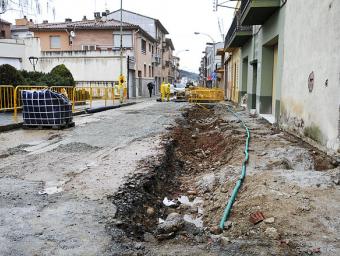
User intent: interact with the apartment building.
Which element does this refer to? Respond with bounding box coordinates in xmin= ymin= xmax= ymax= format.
xmin=0 ymin=19 xmax=11 ymax=39
xmin=223 ymin=0 xmax=339 ymax=151
xmin=162 ymin=38 xmax=175 ymax=84
xmin=11 ymin=16 xmax=34 ymax=39
xmin=30 ymin=15 xmax=157 ymax=98
xmin=108 ymin=9 xmax=175 ymax=91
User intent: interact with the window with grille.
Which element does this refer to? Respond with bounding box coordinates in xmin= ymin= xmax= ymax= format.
xmin=141 ymin=39 xmax=146 ymax=54
xmin=82 ymin=45 xmax=96 ymax=51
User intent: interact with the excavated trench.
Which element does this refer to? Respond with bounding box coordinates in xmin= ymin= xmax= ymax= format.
xmin=106 ymin=105 xmax=338 ymax=255
xmin=109 ymin=140 xmax=181 ymax=239
xmin=107 ymin=106 xmax=245 ymax=247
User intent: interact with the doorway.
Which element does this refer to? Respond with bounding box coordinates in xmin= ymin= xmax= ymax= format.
xmin=251 ymin=62 xmax=257 ymax=109
xmin=272 ymin=44 xmax=278 ymax=115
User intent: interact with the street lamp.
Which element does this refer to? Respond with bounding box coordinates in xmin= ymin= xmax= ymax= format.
xmin=194 ymin=32 xmax=216 ymax=87
xmin=28 ymin=56 xmax=39 ymax=71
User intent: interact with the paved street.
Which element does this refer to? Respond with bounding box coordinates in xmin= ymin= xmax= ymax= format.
xmin=0 ymin=100 xmax=184 ymax=255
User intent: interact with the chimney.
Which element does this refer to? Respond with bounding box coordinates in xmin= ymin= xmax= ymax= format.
xmin=94 ymin=12 xmax=101 ymax=20
xmin=65 ymin=18 xmax=72 ymax=22
xmin=101 ymin=12 xmax=107 ymax=21
xmin=43 ymin=20 xmax=48 ymax=24
xmin=28 ymin=19 xmax=34 ymax=26
xmin=82 ymin=15 xmax=87 ymax=21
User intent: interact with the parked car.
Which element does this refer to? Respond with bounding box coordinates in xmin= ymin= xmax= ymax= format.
xmin=174 ymin=83 xmax=186 ymax=99
xmin=170 ymin=84 xmax=175 ymax=95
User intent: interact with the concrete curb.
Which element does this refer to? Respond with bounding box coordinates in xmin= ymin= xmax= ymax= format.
xmin=0 ymin=122 xmax=24 ymax=132
xmin=0 ymin=102 xmax=138 ymax=133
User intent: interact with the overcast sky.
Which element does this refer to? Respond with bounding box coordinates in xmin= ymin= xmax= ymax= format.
xmin=1 ymin=0 xmax=236 ymax=73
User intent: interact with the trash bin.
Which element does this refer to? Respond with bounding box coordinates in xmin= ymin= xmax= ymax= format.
xmin=21 ymin=89 xmax=74 ymax=129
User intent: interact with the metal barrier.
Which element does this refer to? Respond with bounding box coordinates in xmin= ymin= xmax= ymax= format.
xmin=73 ymin=86 xmax=116 ymax=110
xmin=50 ymin=86 xmax=76 ymax=112
xmin=188 ymin=87 xmax=225 ymax=103
xmin=2 ymin=84 xmax=127 ymax=120
xmin=0 ymin=85 xmax=15 ymax=112
xmin=14 ymin=85 xmax=48 ymax=119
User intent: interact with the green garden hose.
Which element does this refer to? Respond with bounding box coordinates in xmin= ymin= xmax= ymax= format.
xmin=219 ymin=106 xmax=250 ymax=229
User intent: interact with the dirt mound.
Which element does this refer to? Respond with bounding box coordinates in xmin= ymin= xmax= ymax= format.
xmin=55 ymin=142 xmax=101 ymax=152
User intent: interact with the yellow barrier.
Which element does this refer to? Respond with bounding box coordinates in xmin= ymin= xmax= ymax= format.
xmin=50 ymin=86 xmax=76 ymax=112
xmin=188 ymin=88 xmax=224 ymax=103
xmin=74 ymin=86 xmax=116 ymax=109
xmin=0 ymin=85 xmax=15 ymax=111
xmin=3 ymin=84 xmax=127 ymax=120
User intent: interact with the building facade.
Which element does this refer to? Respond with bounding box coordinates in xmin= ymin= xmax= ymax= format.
xmin=108 ymin=9 xmax=175 ymax=91
xmin=11 ymin=16 xmax=34 ymax=39
xmin=30 ymin=17 xmax=157 ymax=98
xmin=0 ymin=19 xmax=11 ymax=39
xmin=223 ymin=0 xmax=339 ymax=151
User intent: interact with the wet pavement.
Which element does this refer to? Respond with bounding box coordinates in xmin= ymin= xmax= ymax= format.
xmin=0 ymin=99 xmax=185 ymax=256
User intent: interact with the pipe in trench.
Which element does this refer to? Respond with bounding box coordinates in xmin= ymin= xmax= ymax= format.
xmin=219 ymin=106 xmax=250 ymax=229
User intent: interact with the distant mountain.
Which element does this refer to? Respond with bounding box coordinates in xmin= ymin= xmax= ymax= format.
xmin=179 ymin=69 xmax=199 ymax=81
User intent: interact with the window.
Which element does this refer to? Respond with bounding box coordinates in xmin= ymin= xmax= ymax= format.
xmin=141 ymin=39 xmax=146 ymax=54
xmin=113 ymin=33 xmax=133 ymax=48
xmin=144 ymin=64 xmax=147 ymax=77
xmin=152 ymin=66 xmax=154 ymax=77
xmin=50 ymin=36 xmax=61 ymax=49
xmin=149 ymin=43 xmax=151 ymax=52
xmin=152 ymin=45 xmax=154 ymax=54
xmin=82 ymin=45 xmax=96 ymax=51
xmin=149 ymin=66 xmax=151 ymax=77
xmin=0 ymin=30 xmax=5 ymax=39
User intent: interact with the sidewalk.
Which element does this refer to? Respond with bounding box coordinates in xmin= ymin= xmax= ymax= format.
xmin=0 ymin=98 xmax=143 ymax=132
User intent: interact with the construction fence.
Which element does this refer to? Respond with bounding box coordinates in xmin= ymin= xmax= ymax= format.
xmin=187 ymin=87 xmax=225 ymax=103
xmin=0 ymin=84 xmax=128 ymax=119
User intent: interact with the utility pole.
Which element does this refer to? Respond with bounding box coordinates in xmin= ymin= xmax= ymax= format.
xmin=118 ymin=0 xmax=125 ymax=103
xmin=120 ymin=0 xmax=123 ymax=77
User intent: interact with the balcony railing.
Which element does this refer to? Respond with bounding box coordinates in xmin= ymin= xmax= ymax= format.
xmin=152 ymin=54 xmax=161 ymax=65
xmin=240 ymin=0 xmax=250 ymax=15
xmin=225 ymin=11 xmax=252 ymax=50
xmin=240 ymin=0 xmax=281 ymax=25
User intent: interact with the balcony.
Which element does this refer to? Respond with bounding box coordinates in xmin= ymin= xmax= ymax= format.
xmin=224 ymin=12 xmax=252 ymax=51
xmin=240 ymin=0 xmax=281 ymax=25
xmin=152 ymin=54 xmax=161 ymax=65
xmin=215 ymin=63 xmax=224 ymax=73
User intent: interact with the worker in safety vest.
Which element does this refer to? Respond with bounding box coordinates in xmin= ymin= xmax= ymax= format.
xmin=118 ymin=74 xmax=125 ymax=104
xmin=165 ymin=83 xmax=171 ymax=102
xmin=160 ymin=82 xmax=166 ymax=102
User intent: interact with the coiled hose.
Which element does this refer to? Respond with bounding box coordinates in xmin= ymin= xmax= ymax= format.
xmin=219 ymin=106 xmax=250 ymax=229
